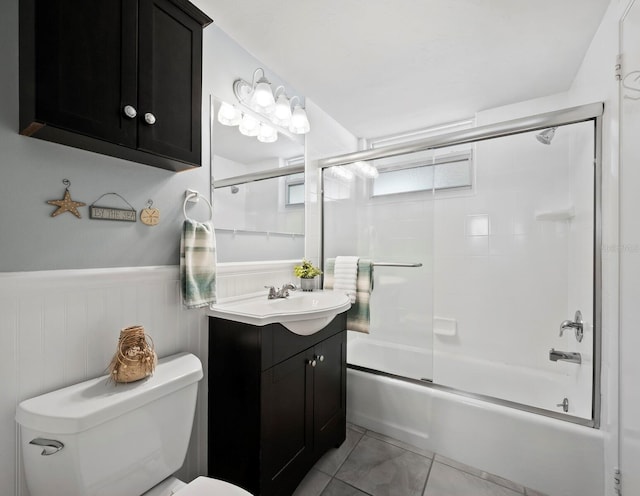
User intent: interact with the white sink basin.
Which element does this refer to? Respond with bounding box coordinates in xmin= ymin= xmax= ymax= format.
xmin=207 ymin=290 xmax=351 ymax=335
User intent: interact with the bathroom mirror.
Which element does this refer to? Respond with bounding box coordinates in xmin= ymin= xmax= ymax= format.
xmin=210 ymin=97 xmax=306 ymax=263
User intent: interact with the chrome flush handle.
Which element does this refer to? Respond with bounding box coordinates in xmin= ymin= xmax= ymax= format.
xmin=29 ymin=438 xmax=64 ymax=456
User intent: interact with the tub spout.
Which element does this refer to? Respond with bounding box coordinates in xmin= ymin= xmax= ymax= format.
xmin=549 ymin=348 xmax=582 ymax=364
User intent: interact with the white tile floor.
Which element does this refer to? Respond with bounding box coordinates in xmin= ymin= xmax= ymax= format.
xmin=293 ymin=424 xmax=549 ymax=496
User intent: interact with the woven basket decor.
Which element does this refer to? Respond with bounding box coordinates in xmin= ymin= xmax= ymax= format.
xmin=108 ymin=325 xmax=157 ymax=383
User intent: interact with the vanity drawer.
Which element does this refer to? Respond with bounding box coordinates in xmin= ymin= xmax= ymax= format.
xmin=262 ymin=312 xmax=346 ymax=370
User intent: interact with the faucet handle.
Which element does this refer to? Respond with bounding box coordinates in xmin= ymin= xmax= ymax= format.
xmin=264 ymin=286 xmax=277 ymax=299
xmin=559 ymin=310 xmax=584 ymax=342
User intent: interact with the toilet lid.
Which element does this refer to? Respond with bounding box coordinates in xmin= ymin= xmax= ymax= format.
xmin=176 ymin=477 xmax=253 ymax=496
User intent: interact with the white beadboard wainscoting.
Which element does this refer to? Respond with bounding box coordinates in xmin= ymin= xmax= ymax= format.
xmin=0 ymin=260 xmax=295 ymax=496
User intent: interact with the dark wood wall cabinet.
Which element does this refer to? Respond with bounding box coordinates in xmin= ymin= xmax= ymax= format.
xmin=208 ymin=314 xmax=347 ymax=496
xmin=20 ymin=0 xmax=212 ymax=172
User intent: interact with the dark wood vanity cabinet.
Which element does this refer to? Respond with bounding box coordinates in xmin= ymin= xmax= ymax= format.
xmin=208 ymin=313 xmax=347 ymax=496
xmin=20 ymin=0 xmax=212 ymax=171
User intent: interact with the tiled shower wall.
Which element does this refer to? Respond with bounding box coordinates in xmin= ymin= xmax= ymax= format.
xmin=0 ymin=261 xmax=294 ymax=496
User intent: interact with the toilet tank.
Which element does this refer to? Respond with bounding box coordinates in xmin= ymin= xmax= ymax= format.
xmin=16 ymin=352 xmax=203 ymax=496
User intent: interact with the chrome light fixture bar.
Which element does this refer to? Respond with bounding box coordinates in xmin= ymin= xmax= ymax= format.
xmin=217 ymin=68 xmax=310 ymax=143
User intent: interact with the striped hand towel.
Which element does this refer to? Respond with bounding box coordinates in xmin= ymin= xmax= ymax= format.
xmin=324 ymin=257 xmax=374 ymax=333
xmin=333 ymin=256 xmax=359 ymax=303
xmin=180 ymin=220 xmax=217 ymax=309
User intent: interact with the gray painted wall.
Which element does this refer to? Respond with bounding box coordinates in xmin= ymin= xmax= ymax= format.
xmin=0 ymin=1 xmax=297 ymax=272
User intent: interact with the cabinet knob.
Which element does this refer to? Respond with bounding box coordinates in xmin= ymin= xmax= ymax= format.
xmin=307 ymin=359 xmax=317 ymax=368
xmin=123 ymin=105 xmax=137 ymax=119
xmin=316 ymin=355 xmax=325 ymax=362
xmin=144 ymin=113 xmax=157 ymax=125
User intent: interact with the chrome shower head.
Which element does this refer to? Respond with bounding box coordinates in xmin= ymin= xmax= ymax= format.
xmin=536 ymin=127 xmax=557 ymax=145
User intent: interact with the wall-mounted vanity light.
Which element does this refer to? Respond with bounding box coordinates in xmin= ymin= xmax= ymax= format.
xmin=217 ymin=68 xmax=310 ymax=143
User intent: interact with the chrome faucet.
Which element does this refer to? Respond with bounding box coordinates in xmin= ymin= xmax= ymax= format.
xmin=265 ymin=285 xmax=278 ymax=299
xmin=549 ymin=348 xmax=582 ymax=364
xmin=560 ymin=310 xmax=584 ymax=342
xmin=265 ymin=283 xmax=297 ymax=299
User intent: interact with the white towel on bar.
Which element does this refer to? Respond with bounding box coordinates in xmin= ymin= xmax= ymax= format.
xmin=333 ymin=256 xmax=359 ymax=303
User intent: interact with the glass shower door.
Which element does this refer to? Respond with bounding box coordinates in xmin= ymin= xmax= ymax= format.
xmin=322 ymin=151 xmax=435 ymax=382
xmin=431 ymin=122 xmax=596 ymax=421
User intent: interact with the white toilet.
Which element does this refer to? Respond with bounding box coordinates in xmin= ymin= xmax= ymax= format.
xmin=15 ymin=352 xmax=251 ymax=496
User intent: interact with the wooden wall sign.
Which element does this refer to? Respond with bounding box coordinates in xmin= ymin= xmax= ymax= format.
xmin=90 ymin=206 xmax=136 ymax=222
xmin=89 ymin=193 xmax=137 ymax=222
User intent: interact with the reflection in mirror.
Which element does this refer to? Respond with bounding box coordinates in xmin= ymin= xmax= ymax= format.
xmin=210 ymin=97 xmax=306 ymax=262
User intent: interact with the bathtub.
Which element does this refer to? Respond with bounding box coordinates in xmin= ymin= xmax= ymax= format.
xmin=347 ymin=337 xmax=592 ymax=418
xmin=346 ymin=338 xmax=604 ymax=496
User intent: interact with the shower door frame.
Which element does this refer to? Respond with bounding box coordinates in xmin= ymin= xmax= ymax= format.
xmin=317 ymin=102 xmax=603 ymax=428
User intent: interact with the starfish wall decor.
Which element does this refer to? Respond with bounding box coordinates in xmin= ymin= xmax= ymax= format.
xmin=47 ymin=179 xmax=86 ymax=218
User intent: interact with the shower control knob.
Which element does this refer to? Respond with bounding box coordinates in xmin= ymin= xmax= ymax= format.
xmin=556 ymin=397 xmax=569 ymax=413
xmin=307 ymin=359 xmax=317 ymax=367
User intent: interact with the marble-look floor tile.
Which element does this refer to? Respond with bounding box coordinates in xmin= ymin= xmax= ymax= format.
xmin=434 ymin=455 xmax=523 ymax=493
xmin=424 ymin=462 xmax=521 ymax=496
xmin=314 ymin=426 xmax=366 ymax=476
xmin=336 ymin=434 xmax=431 ymax=496
xmin=321 ymin=478 xmax=371 ymax=496
xmin=366 ymin=430 xmax=434 ymax=459
xmin=292 ymin=468 xmax=332 ymax=496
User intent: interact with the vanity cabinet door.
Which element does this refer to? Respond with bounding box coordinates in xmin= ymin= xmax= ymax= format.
xmin=261 ymin=348 xmax=315 ymax=496
xmin=313 ymin=331 xmax=347 ymax=455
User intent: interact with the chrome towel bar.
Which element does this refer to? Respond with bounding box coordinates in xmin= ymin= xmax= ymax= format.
xmin=372 ymin=262 xmax=422 ymax=267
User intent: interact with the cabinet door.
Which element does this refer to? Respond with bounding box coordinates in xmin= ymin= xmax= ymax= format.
xmin=31 ymin=0 xmax=137 ymax=146
xmin=261 ymin=348 xmax=314 ymax=495
xmin=313 ymin=331 xmax=347 ymax=454
xmin=138 ymin=0 xmax=203 ymax=166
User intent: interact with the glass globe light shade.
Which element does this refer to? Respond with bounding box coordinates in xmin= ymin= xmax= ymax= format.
xmin=289 ymin=105 xmax=310 ymax=134
xmin=257 ymin=123 xmax=278 ymax=143
xmin=217 ymin=102 xmax=241 ymax=126
xmin=239 ymin=113 xmax=260 ymax=136
xmin=272 ymin=94 xmax=292 ymax=126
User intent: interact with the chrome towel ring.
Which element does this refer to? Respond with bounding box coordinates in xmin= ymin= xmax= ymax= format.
xmin=183 ymin=189 xmax=213 ymax=223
